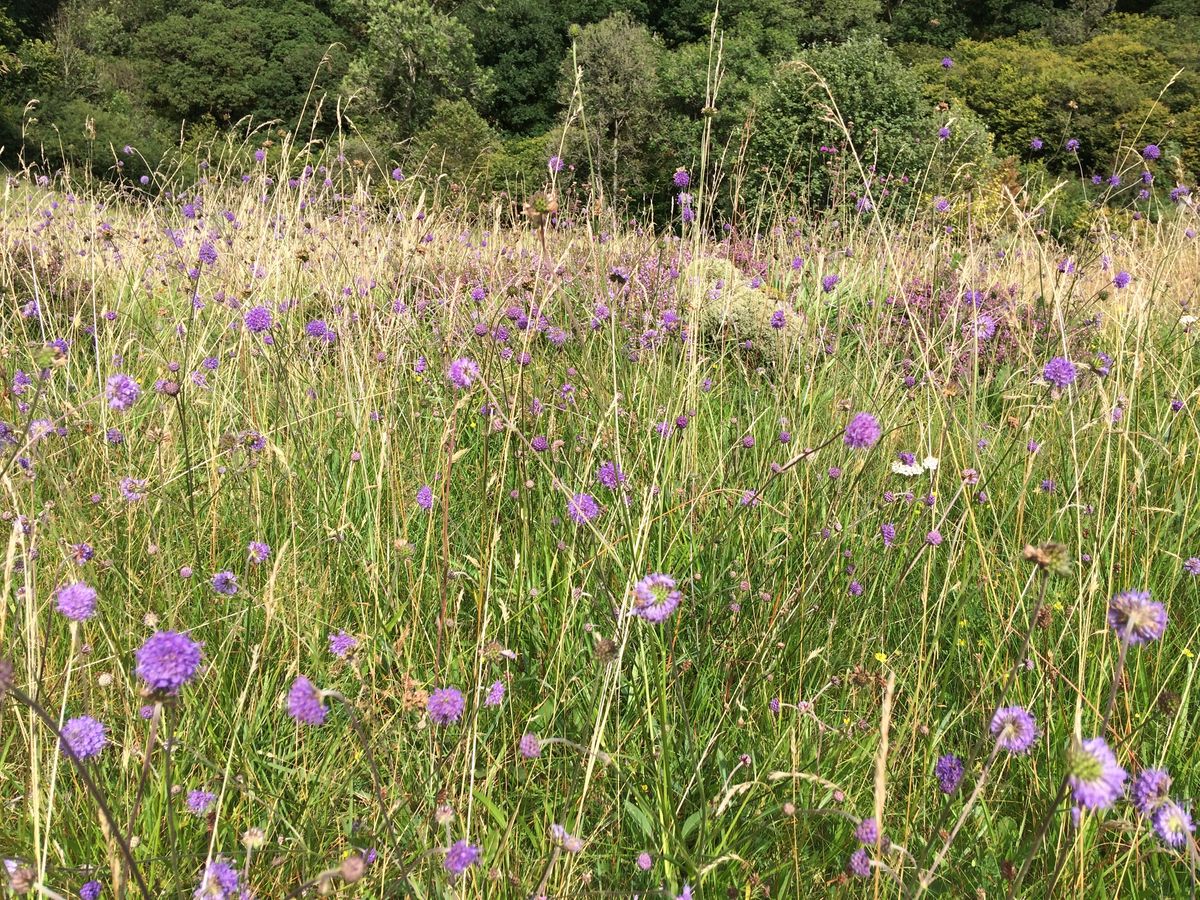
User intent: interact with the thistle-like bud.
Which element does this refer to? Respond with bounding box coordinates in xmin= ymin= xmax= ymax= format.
xmin=1023 ymin=542 xmax=1070 ymax=577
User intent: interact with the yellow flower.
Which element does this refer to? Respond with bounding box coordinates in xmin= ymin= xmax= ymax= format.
xmin=874 ymin=652 xmax=888 ymax=664
xmin=1183 ymin=647 xmax=1194 ymax=659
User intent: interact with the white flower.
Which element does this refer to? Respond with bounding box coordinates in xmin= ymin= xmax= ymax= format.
xmin=923 ymin=456 xmax=940 ymax=471
xmin=891 ymin=461 xmax=924 ymax=477
xmin=1180 ymin=315 xmax=1198 ymax=326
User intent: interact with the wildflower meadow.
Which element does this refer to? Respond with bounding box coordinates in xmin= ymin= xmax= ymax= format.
xmin=3 ymin=65 xmax=1200 ymax=900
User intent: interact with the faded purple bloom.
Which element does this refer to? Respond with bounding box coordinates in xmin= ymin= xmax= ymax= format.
xmin=55 ymin=581 xmax=98 ymax=621
xmin=822 ymin=273 xmax=840 ymax=293
xmin=1067 ymin=737 xmax=1126 ymax=810
xmin=484 ymin=680 xmax=505 ymax=707
xmin=186 ymin=789 xmax=216 ymax=816
xmin=844 ymin=412 xmax=881 ymax=450
xmin=848 ymin=848 xmax=871 ymax=878
xmin=60 ymin=715 xmax=107 ymax=760
xmin=1107 ymin=590 xmax=1166 ymax=644
xmin=428 ymin=687 xmax=465 ymax=724
xmin=247 ymin=541 xmax=270 ymax=565
xmin=935 ymin=754 xmax=964 ymax=794
xmin=991 ymin=706 xmax=1038 ymax=753
xmin=417 ymin=484 xmax=434 ymax=509
xmin=444 ymin=840 xmax=481 ymax=877
xmin=855 ymin=818 xmax=879 ymax=845
xmin=632 ymin=572 xmax=683 ymax=623
xmin=637 ymin=851 xmax=653 ymax=871
xmin=925 ymin=530 xmax=943 ymax=546
xmin=105 ymin=374 xmax=141 ymax=411
xmin=287 ymin=676 xmax=327 ymax=725
xmin=519 ymin=732 xmax=541 ymax=758
xmin=193 ymin=860 xmax=243 ymax=899
xmin=1131 ymin=768 xmax=1171 ymax=816
xmin=329 ymin=630 xmax=357 ymax=658
xmin=1184 ymin=557 xmax=1200 ymax=576
xmin=1153 ymin=801 xmax=1193 ymax=847
xmin=136 ymin=631 xmax=202 ymax=692
xmin=447 ymin=358 xmax=480 ymax=390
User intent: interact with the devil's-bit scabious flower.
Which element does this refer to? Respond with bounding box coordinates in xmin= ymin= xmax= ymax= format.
xmin=519 ymin=733 xmax=541 ymax=758
xmin=186 ymin=789 xmax=216 ymax=816
xmin=136 ymin=631 xmax=202 ymax=692
xmin=990 ymin=706 xmax=1038 ymax=753
xmin=935 ymin=754 xmax=964 ymax=794
xmin=447 ymin=358 xmax=479 ymax=390
xmin=822 ymin=273 xmax=840 ymax=293
xmin=567 ymin=493 xmax=600 ymax=525
xmin=1107 ymin=590 xmax=1166 ymax=644
xmin=288 ymin=676 xmax=327 ymax=726
xmin=1043 ymin=357 xmax=1077 ymax=388
xmin=844 ymin=412 xmax=881 ymax=450
xmin=329 ymin=630 xmax=357 ymax=658
xmin=848 ymin=848 xmax=871 ymax=877
xmin=1067 ymin=737 xmax=1127 ymax=811
xmin=637 ymin=851 xmax=653 ymax=870
xmin=631 ymin=573 xmax=682 ymax=623
xmin=484 ymin=680 xmax=504 ymax=707
xmin=105 ymin=374 xmax=141 ymax=411
xmin=80 ymin=880 xmax=102 ymax=900
xmin=1131 ymin=768 xmax=1172 ymax=816
xmin=1113 ymin=270 xmax=1131 ymax=289
xmin=855 ymin=818 xmax=879 ymax=845
xmin=55 ymin=581 xmax=98 ymax=621
xmin=1153 ymin=801 xmax=1194 ymax=848
xmin=1142 ymin=144 xmax=1161 ymax=160
xmin=444 ymin=840 xmax=480 ymax=877
xmin=59 ymin=715 xmax=107 ymax=760
xmin=244 ymin=306 xmax=272 ymax=333
xmin=1066 ymin=138 xmax=1080 ymax=152
xmin=211 ymin=571 xmax=238 ymax=596
xmin=428 ymin=687 xmax=465 ymax=724
xmin=1184 ymin=557 xmax=1200 ymax=576
xmin=416 ymin=485 xmax=434 ymax=509
xmin=673 ymin=168 xmax=690 ymax=188
xmin=247 ymin=541 xmax=270 ymax=565
xmin=193 ymin=860 xmax=243 ymax=899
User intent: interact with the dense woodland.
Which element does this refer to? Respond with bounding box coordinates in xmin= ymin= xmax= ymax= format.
xmin=2 ymin=0 xmax=1197 ymax=228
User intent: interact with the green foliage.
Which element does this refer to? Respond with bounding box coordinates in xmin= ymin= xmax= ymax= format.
xmin=408 ymin=99 xmax=499 ymax=185
xmin=747 ymin=37 xmax=936 ymax=210
xmin=133 ymin=0 xmax=348 ymax=126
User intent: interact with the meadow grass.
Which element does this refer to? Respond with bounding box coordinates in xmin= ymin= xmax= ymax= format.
xmin=1 ymin=143 xmax=1199 ymax=899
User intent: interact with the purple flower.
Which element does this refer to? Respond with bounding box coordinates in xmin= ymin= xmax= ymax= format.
xmin=567 ymin=492 xmax=601 ymax=525
xmin=186 ymin=789 xmax=216 ymax=816
xmin=1067 ymin=737 xmax=1126 ymax=810
xmin=444 ymin=840 xmax=481 ymax=877
xmin=447 ymin=357 xmax=480 ymax=390
xmin=136 ymin=631 xmax=202 ymax=692
xmin=1153 ymin=801 xmax=1194 ymax=847
xmin=244 ymin=306 xmax=272 ymax=333
xmin=548 ymin=155 xmax=564 ymax=173
xmin=59 ymin=715 xmax=107 ymax=760
xmin=1107 ymin=590 xmax=1166 ymax=644
xmin=844 ymin=412 xmax=881 ymax=450
xmin=519 ymin=732 xmax=541 ymax=758
xmin=673 ymin=168 xmax=690 ymax=188
xmin=631 ymin=572 xmax=683 ymax=623
xmin=428 ymin=687 xmax=465 ymax=724
xmin=880 ymin=522 xmax=896 ymax=547
xmin=855 ymin=818 xmax=879 ymax=844
xmin=211 ymin=571 xmax=238 ymax=596
xmin=935 ymin=754 xmax=964 ymax=794
xmin=247 ymin=541 xmax=270 ymax=565
xmin=822 ymin=273 xmax=840 ymax=293
xmin=1184 ymin=557 xmax=1200 ymax=576
xmin=1142 ymin=144 xmax=1161 ymax=160
xmin=941 ymin=56 xmax=953 ymax=68
xmin=80 ymin=880 xmax=102 ymax=900
xmin=193 ymin=860 xmax=243 ymax=899
xmin=1066 ymin=138 xmax=1080 ymax=152
xmin=484 ymin=680 xmax=505 ymax=707
xmin=926 ymin=530 xmax=943 ymax=546
xmin=1030 ymin=138 xmax=1044 ymax=151
xmin=416 ymin=484 xmax=434 ymax=510
xmin=770 ymin=309 xmax=786 ymax=329
xmin=637 ymin=851 xmax=653 ymax=870
xmin=1043 ymin=356 xmax=1077 ymax=388
xmin=990 ymin=706 xmax=1038 ymax=753
xmin=288 ymin=676 xmax=327 ymax=725
xmin=1131 ymin=768 xmax=1172 ymax=816
xmin=55 ymin=581 xmax=98 ymax=621
xmin=848 ymin=848 xmax=871 ymax=878
xmin=1113 ymin=271 xmax=1131 ymax=289
xmin=938 ymin=126 xmax=950 ymax=140
xmin=596 ymin=461 xmax=626 ymax=490
xmin=198 ymin=242 xmax=218 ymax=265
xmin=105 ymin=374 xmax=141 ymax=411
xmin=329 ymin=630 xmax=357 ymax=658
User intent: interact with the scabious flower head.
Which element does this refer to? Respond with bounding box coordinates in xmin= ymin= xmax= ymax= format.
xmin=484 ymin=680 xmax=504 ymax=707
xmin=443 ymin=840 xmax=481 ymax=877
xmin=105 ymin=374 xmax=141 ymax=411
xmin=1131 ymin=768 xmax=1172 ymax=816
xmin=938 ymin=126 xmax=950 ymax=140
xmin=848 ymin=848 xmax=871 ymax=878
xmin=548 ymin=155 xmax=564 ymax=173
xmin=1067 ymin=737 xmax=1127 ymax=810
xmin=595 ymin=461 xmax=626 ymax=490
xmin=193 ymin=860 xmax=243 ymax=899
xmin=211 ymin=571 xmax=238 ymax=596
xmin=427 ymin=687 xmax=465 ymax=724
xmin=1066 ymin=138 xmax=1080 ymax=152
xmin=80 ymin=880 xmax=102 ymax=900
xmin=1043 ymin=356 xmax=1077 ymax=388
xmin=1107 ymin=590 xmax=1166 ymax=644
xmin=673 ymin=168 xmax=690 ymax=188
xmin=855 ymin=818 xmax=879 ymax=845
xmin=1030 ymin=138 xmax=1044 ymax=151
xmin=844 ymin=412 xmax=881 ymax=450
xmin=925 ymin=530 xmax=943 ymax=546
xmin=1113 ymin=270 xmax=1131 ymax=289
xmin=567 ymin=492 xmax=601 ymax=525
xmin=1153 ymin=801 xmax=1194 ymax=847
xmin=186 ymin=789 xmax=216 ymax=816
xmin=941 ymin=56 xmax=953 ymax=68
xmin=935 ymin=754 xmax=964 ymax=794
xmin=287 ymin=676 xmax=327 ymax=726
xmin=244 ymin=306 xmax=272 ymax=333
xmin=519 ymin=732 xmax=541 ymax=758
xmin=247 ymin=541 xmax=270 ymax=565
xmin=990 ymin=706 xmax=1038 ymax=753
xmin=822 ymin=273 xmax=840 ymax=293
xmin=447 ymin=357 xmax=480 ymax=390
xmin=637 ymin=851 xmax=653 ymax=870
xmin=631 ymin=572 xmax=682 ymax=623
xmin=880 ymin=522 xmax=896 ymax=547
xmin=329 ymin=630 xmax=357 ymax=658
xmin=60 ymin=715 xmax=107 ymax=760
xmin=1142 ymin=144 xmax=1161 ymax=160
xmin=1184 ymin=557 xmax=1200 ymax=576
xmin=416 ymin=484 xmax=434 ymax=509
xmin=136 ymin=631 xmax=202 ymax=692
xmin=55 ymin=581 xmax=98 ymax=621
